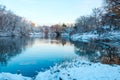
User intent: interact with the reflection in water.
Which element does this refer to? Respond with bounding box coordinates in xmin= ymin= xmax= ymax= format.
xmin=0 ymin=37 xmax=76 ymax=77
xmin=99 ymin=44 xmax=120 ymax=65
xmin=0 ymin=37 xmax=33 ymax=66
xmin=73 ymin=41 xmax=120 ymax=65
xmin=50 ymin=38 xmax=70 ymax=46
xmin=0 ymin=37 xmax=120 ymax=77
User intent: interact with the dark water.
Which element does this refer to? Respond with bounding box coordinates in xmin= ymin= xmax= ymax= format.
xmin=0 ymin=37 xmax=120 ymax=77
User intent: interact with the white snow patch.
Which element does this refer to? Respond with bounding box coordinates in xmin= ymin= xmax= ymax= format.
xmin=61 ymin=33 xmax=69 ymax=38
xmin=71 ymin=33 xmax=98 ymax=42
xmin=99 ymin=31 xmax=120 ymax=41
xmin=0 ymin=73 xmax=32 ymax=80
xmin=36 ymin=59 xmax=120 ymax=80
xmin=29 ymin=32 xmax=43 ymax=38
xmin=71 ymin=31 xmax=120 ymax=42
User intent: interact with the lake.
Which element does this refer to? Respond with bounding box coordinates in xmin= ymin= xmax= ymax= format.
xmin=0 ymin=37 xmax=78 ymax=77
xmin=0 ymin=37 xmax=120 ymax=77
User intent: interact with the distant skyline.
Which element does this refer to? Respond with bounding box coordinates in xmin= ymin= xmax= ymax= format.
xmin=0 ymin=0 xmax=103 ymax=25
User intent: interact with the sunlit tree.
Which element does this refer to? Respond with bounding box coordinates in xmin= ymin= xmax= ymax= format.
xmin=103 ymin=0 xmax=120 ymax=29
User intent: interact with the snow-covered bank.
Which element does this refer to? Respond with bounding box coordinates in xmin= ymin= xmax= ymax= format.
xmin=29 ymin=32 xmax=43 ymax=38
xmin=71 ymin=33 xmax=98 ymax=42
xmin=0 ymin=73 xmax=32 ymax=80
xmin=99 ymin=31 xmax=120 ymax=41
xmin=0 ymin=58 xmax=120 ymax=80
xmin=36 ymin=59 xmax=120 ymax=80
xmin=71 ymin=31 xmax=120 ymax=42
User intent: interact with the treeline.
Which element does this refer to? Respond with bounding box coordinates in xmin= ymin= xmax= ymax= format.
xmin=1 ymin=0 xmax=120 ymax=37
xmin=0 ymin=5 xmax=35 ymax=37
xmin=74 ymin=0 xmax=120 ymax=33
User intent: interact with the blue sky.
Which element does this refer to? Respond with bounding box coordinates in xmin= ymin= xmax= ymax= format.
xmin=0 ymin=0 xmax=102 ymax=25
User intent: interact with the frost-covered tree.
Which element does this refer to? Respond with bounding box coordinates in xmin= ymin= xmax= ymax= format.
xmin=92 ymin=8 xmax=103 ymax=27
xmin=75 ymin=8 xmax=103 ymax=33
xmin=0 ymin=5 xmax=34 ymax=37
xmin=103 ymin=0 xmax=120 ymax=29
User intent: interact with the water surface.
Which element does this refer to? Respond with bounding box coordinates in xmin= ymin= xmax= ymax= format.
xmin=0 ymin=37 xmax=78 ymax=77
xmin=0 ymin=37 xmax=120 ymax=77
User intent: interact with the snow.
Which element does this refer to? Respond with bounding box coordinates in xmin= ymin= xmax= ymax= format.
xmin=71 ymin=33 xmax=98 ymax=42
xmin=61 ymin=33 xmax=69 ymax=38
xmin=0 ymin=58 xmax=120 ymax=80
xmin=99 ymin=31 xmax=120 ymax=41
xmin=29 ymin=32 xmax=43 ymax=38
xmin=71 ymin=31 xmax=120 ymax=42
xmin=36 ymin=59 xmax=120 ymax=80
xmin=102 ymin=26 xmax=110 ymax=29
xmin=0 ymin=73 xmax=32 ymax=80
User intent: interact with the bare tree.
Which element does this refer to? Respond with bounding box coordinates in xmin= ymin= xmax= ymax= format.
xmin=0 ymin=4 xmax=34 ymax=37
xmin=103 ymin=0 xmax=120 ymax=29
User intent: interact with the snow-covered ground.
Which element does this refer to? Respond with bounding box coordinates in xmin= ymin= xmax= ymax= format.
xmin=99 ymin=31 xmax=120 ymax=41
xmin=71 ymin=31 xmax=120 ymax=42
xmin=0 ymin=73 xmax=32 ymax=80
xmin=71 ymin=33 xmax=98 ymax=42
xmin=0 ymin=58 xmax=120 ymax=80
